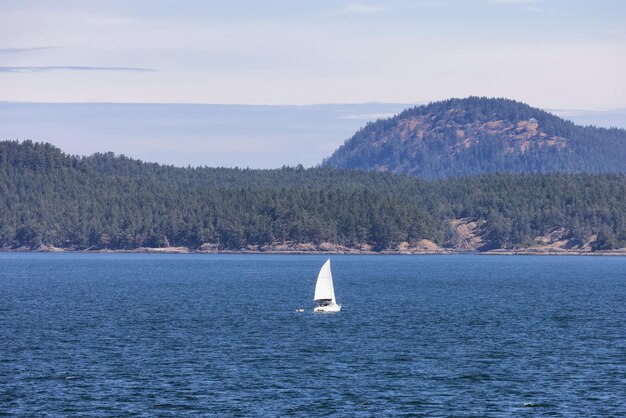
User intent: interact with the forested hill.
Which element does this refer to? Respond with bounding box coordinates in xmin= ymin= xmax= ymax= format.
xmin=1 ymin=140 xmax=625 ymax=252
xmin=322 ymin=97 xmax=626 ymax=179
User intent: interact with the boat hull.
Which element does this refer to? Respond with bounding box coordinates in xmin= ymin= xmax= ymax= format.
xmin=314 ymin=303 xmax=341 ymax=313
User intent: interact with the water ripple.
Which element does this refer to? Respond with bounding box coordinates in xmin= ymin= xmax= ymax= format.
xmin=1 ymin=253 xmax=625 ymax=416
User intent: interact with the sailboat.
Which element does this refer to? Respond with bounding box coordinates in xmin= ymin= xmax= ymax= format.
xmin=313 ymin=259 xmax=341 ymax=313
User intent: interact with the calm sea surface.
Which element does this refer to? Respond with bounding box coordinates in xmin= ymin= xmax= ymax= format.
xmin=1 ymin=253 xmax=625 ymax=416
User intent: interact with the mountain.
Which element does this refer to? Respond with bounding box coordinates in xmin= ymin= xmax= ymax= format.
xmin=322 ymin=97 xmax=626 ymax=179
xmin=1 ymin=140 xmax=625 ymax=252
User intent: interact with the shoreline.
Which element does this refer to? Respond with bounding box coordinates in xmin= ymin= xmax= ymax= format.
xmin=2 ymin=246 xmax=625 ymax=256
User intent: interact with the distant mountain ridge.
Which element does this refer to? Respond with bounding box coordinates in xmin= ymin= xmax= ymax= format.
xmin=322 ymin=97 xmax=626 ymax=179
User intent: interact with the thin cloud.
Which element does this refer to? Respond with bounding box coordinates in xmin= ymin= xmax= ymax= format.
xmin=0 ymin=47 xmax=59 ymax=54
xmin=406 ymin=1 xmax=450 ymax=8
xmin=0 ymin=66 xmax=155 ymax=73
xmin=339 ymin=112 xmax=397 ymax=120
xmin=491 ymin=0 xmax=543 ymax=4
xmin=343 ymin=2 xmax=386 ymax=13
xmin=524 ymin=6 xmax=546 ymax=12
xmin=490 ymin=0 xmax=547 ymax=11
xmin=85 ymin=16 xmax=138 ymax=27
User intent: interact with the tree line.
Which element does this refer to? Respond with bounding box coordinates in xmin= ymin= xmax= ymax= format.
xmin=1 ymin=140 xmax=624 ymax=251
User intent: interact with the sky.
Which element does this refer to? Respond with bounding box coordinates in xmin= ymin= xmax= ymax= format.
xmin=0 ymin=102 xmax=415 ymax=168
xmin=1 ymin=0 xmax=625 ymax=167
xmin=2 ymin=102 xmax=624 ymax=168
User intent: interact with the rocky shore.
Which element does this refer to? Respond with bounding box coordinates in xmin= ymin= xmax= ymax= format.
xmin=3 ymin=241 xmax=625 ymax=256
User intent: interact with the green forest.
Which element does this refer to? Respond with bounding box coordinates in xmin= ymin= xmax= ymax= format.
xmin=1 ymin=140 xmax=625 ymax=251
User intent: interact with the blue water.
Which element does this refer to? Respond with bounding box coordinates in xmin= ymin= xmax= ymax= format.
xmin=1 ymin=254 xmax=625 ymax=416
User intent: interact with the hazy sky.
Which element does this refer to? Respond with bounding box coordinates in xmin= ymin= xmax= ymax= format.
xmin=2 ymin=102 xmax=624 ymax=168
xmin=1 ymin=0 xmax=625 ymax=109
xmin=1 ymin=1 xmax=626 ymax=168
xmin=0 ymin=102 xmax=415 ymax=168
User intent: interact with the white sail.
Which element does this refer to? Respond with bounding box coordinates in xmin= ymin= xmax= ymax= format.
xmin=313 ymin=259 xmax=335 ymax=302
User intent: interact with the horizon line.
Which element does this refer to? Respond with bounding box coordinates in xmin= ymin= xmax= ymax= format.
xmin=1 ymin=99 xmax=626 ymax=113
xmin=0 ymin=99 xmax=421 ymax=107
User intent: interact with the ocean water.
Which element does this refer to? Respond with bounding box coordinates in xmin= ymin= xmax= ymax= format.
xmin=1 ymin=253 xmax=625 ymax=417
